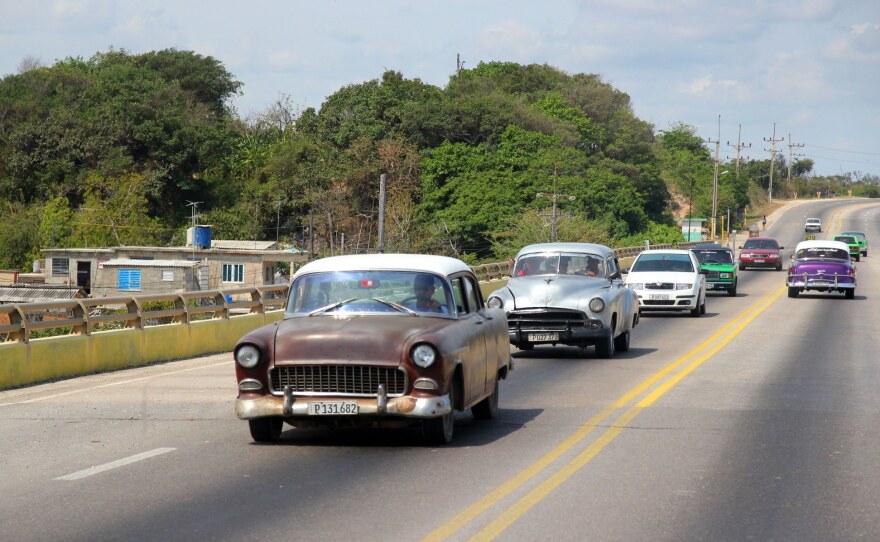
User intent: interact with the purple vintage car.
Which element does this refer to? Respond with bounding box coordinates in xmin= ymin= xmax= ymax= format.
xmin=786 ymin=240 xmax=856 ymax=299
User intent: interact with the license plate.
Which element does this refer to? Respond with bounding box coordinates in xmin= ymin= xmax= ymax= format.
xmin=649 ymin=294 xmax=668 ymax=300
xmin=754 ymin=259 xmax=765 ymax=263
xmin=528 ymin=333 xmax=559 ymax=342
xmin=706 ymin=283 xmax=715 ymax=289
xmin=810 ymin=281 xmax=830 ymax=286
xmin=307 ymin=401 xmax=359 ymax=415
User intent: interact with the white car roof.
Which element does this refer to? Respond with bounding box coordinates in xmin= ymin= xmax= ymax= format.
xmin=805 ymin=218 xmax=822 ymax=222
xmin=635 ymin=248 xmax=694 ymax=256
xmin=794 ymin=240 xmax=850 ymax=252
xmin=516 ymin=242 xmax=615 ymax=258
xmin=292 ymin=254 xmax=471 ymax=279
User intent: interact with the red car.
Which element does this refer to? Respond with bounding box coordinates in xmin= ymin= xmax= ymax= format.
xmin=738 ymin=237 xmax=785 ymax=270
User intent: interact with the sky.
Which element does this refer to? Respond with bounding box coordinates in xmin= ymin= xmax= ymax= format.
xmin=1 ymin=0 xmax=879 ymax=178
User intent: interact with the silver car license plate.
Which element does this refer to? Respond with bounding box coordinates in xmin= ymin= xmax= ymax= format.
xmin=307 ymin=401 xmax=359 ymax=415
xmin=528 ymin=333 xmax=559 ymax=342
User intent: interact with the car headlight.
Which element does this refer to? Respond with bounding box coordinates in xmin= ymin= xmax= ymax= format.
xmin=486 ymin=296 xmax=503 ymax=309
xmin=674 ymin=283 xmax=693 ymax=290
xmin=626 ymin=283 xmax=644 ymax=290
xmin=411 ymin=344 xmax=438 ymax=368
xmin=235 ymin=345 xmax=260 ymax=368
xmin=588 ymin=297 xmax=605 ymax=312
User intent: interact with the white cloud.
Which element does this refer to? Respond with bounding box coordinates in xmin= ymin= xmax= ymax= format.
xmin=267 ymin=50 xmax=302 ymax=69
xmin=824 ymin=23 xmax=880 ymax=62
xmin=475 ymin=21 xmax=542 ymax=60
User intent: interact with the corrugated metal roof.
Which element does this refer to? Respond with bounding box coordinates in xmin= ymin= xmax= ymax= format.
xmin=102 ymin=259 xmax=200 ymax=268
xmin=0 ymin=286 xmax=81 ymax=303
xmin=209 ymin=240 xmax=277 ymax=250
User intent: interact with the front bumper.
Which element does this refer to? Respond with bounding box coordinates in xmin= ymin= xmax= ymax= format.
xmin=508 ymin=325 xmax=610 ymax=346
xmin=741 ymin=258 xmax=780 ymax=268
xmin=236 ymin=387 xmax=451 ymax=420
xmin=635 ymin=291 xmax=698 ymax=311
xmin=705 ymin=280 xmax=734 ymax=291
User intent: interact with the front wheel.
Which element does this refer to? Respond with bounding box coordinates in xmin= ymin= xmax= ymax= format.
xmin=739 ymin=262 xmax=746 ymax=270
xmin=613 ymin=330 xmax=630 ymax=352
xmin=595 ymin=333 xmax=615 ymax=358
xmin=249 ymin=418 xmax=283 ymax=443
xmin=472 ymin=379 xmax=499 ymax=420
xmin=788 ymin=287 xmax=799 ymax=298
xmin=423 ymin=381 xmax=456 ymax=445
xmin=728 ymin=281 xmax=737 ymax=297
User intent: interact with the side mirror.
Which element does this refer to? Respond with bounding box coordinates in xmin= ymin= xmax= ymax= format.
xmin=779 ymin=246 xmax=785 ymax=249
xmin=737 ymin=245 xmax=743 ymax=249
xmin=621 ymin=268 xmax=629 ymax=274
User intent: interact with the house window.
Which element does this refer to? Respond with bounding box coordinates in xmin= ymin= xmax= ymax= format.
xmin=52 ymin=258 xmax=69 ymax=277
xmin=222 ymin=263 xmax=244 ymax=283
xmin=118 ymin=269 xmax=142 ymax=291
xmin=161 ymin=269 xmax=174 ymax=282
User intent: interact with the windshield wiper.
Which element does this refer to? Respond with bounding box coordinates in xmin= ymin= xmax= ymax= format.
xmin=308 ymin=297 xmax=359 ymax=316
xmin=372 ymin=298 xmax=419 ymax=316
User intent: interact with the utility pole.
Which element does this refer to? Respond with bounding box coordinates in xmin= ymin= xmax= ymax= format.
xmin=787 ymin=134 xmax=805 ymax=183
xmin=377 ymin=173 xmax=387 ymax=253
xmin=456 ymin=53 xmax=465 ymax=77
xmin=706 ymin=115 xmax=721 ymax=240
xmin=764 ymin=123 xmax=784 ymax=204
xmin=726 ymin=124 xmax=751 ymax=178
xmin=536 ymin=166 xmax=575 ymax=242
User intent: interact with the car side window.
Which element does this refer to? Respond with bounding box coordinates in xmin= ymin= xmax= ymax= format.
xmin=607 ymin=257 xmax=619 ymax=279
xmin=450 ymin=278 xmax=466 ymax=315
xmin=463 ymin=276 xmax=481 ymax=313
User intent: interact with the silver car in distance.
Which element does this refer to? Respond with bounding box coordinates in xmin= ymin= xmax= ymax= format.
xmin=486 ymin=243 xmax=639 ymax=358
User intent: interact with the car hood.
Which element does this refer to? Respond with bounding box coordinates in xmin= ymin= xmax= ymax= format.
xmin=272 ymin=315 xmax=450 ymax=365
xmin=506 ymin=275 xmax=609 ymax=310
xmin=625 ymin=271 xmax=700 ymax=285
xmin=741 ymin=249 xmax=779 ymax=255
xmin=698 ymin=262 xmax=735 ymax=272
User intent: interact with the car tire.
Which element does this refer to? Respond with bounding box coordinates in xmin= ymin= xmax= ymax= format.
xmin=739 ymin=262 xmax=746 ymax=270
xmin=613 ymin=330 xmax=630 ymax=352
xmin=700 ymin=297 xmax=706 ymax=314
xmin=728 ymin=281 xmax=737 ymax=296
xmin=595 ymin=333 xmax=615 ymax=358
xmin=788 ymin=287 xmax=799 ymax=298
xmin=776 ymin=263 xmax=783 ymax=271
xmin=472 ymin=378 xmax=499 ymax=420
xmin=855 ymin=254 xmax=861 ymax=262
xmin=423 ymin=380 xmax=456 ymax=445
xmin=518 ymin=343 xmax=534 ymax=351
xmin=249 ymin=418 xmax=283 ymax=443
xmin=845 ymin=289 xmax=855 ymax=300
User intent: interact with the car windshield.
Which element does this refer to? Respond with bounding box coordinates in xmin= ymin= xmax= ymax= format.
xmin=692 ymin=250 xmax=733 ymax=264
xmin=631 ymin=253 xmax=694 ymax=272
xmin=834 ymin=236 xmax=856 ymax=244
xmin=742 ymin=240 xmax=778 ymax=249
xmin=806 ymin=219 xmax=821 ymax=224
xmin=795 ymin=247 xmax=850 ymax=260
xmin=841 ymin=232 xmax=865 ymax=240
xmin=286 ymin=270 xmax=454 ymax=316
xmin=513 ymin=252 xmax=605 ymax=277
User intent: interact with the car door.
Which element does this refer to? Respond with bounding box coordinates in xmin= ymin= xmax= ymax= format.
xmin=451 ymin=275 xmax=488 ymax=407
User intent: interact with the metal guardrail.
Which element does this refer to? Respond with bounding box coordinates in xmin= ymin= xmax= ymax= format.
xmin=471 ymin=241 xmax=703 ymax=282
xmin=0 ymin=284 xmax=289 ymax=344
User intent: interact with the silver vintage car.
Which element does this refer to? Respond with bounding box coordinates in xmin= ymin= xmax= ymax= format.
xmin=486 ymin=243 xmax=639 ymax=357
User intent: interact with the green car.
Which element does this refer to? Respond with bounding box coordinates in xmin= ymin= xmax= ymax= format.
xmin=690 ymin=243 xmax=738 ymax=296
xmin=833 ymin=235 xmax=861 ymax=261
xmin=840 ymin=230 xmax=867 ymax=257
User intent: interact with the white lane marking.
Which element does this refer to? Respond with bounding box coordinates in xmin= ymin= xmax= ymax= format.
xmin=54 ymin=448 xmax=176 ymax=481
xmin=0 ymin=360 xmax=229 ymax=407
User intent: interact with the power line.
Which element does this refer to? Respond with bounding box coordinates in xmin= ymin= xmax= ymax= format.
xmin=804 ymin=144 xmax=880 ymax=156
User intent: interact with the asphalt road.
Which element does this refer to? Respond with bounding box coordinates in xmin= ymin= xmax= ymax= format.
xmin=1 ymin=199 xmax=879 ymax=542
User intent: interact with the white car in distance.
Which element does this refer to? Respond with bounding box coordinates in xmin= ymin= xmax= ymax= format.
xmin=623 ymin=249 xmax=707 ymax=316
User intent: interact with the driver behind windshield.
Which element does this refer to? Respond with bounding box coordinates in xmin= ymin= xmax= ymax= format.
xmin=408 ymin=273 xmax=448 ymax=313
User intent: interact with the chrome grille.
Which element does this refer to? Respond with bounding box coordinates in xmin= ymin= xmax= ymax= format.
xmin=704 ymin=271 xmax=720 ymax=279
xmin=270 ymin=365 xmax=406 ymax=396
xmin=507 ymin=309 xmax=588 ymax=331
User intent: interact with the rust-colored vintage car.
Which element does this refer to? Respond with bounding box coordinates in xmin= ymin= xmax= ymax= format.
xmin=234 ymin=254 xmax=512 ymax=445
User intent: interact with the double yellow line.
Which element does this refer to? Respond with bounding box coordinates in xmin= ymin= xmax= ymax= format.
xmin=424 ymin=285 xmax=787 ymax=542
